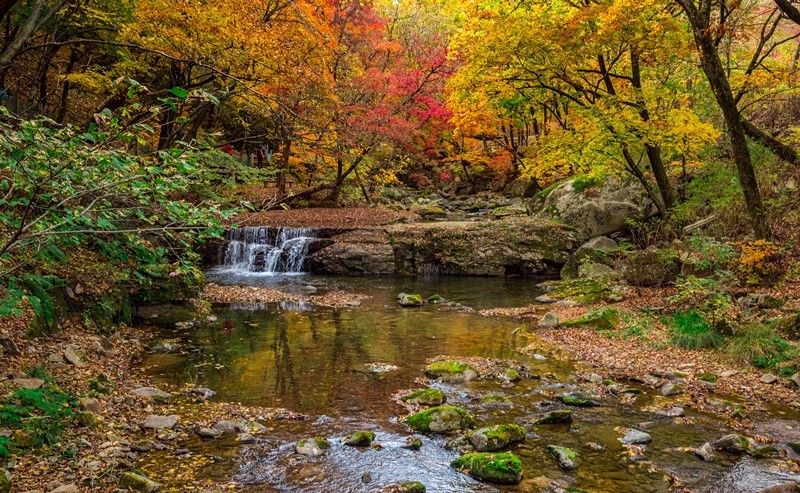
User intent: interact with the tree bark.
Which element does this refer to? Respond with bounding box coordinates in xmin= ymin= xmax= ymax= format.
xmin=741 ymin=118 xmax=798 ymax=164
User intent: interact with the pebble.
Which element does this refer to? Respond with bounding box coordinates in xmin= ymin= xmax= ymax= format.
xmin=620 ymin=429 xmax=652 ymax=445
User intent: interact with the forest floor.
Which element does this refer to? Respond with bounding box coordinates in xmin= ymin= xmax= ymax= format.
xmin=233 ymin=207 xmax=413 ymax=228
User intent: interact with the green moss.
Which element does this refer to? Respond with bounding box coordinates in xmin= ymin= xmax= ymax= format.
xmin=502 ymin=368 xmax=520 ymax=381
xmin=547 ymin=445 xmax=578 ymax=470
xmin=403 ymin=437 xmax=423 ymax=450
xmin=451 ymin=452 xmax=523 ymax=484
xmin=540 ymin=277 xmax=622 ymax=304
xmin=427 ymin=294 xmax=445 ymax=304
xmin=344 ymin=430 xmax=376 ymax=447
xmin=298 ymin=437 xmax=330 ymax=450
xmin=698 ymin=372 xmax=717 ymax=383
xmin=559 ymin=392 xmax=601 ymax=407
xmin=424 ymin=360 xmax=476 ymax=380
xmin=481 ymin=394 xmax=511 ymax=406
xmin=470 ymin=424 xmax=526 ymax=451
xmin=395 ymin=482 xmax=426 ymax=493
xmin=404 ymin=405 xmax=475 ymax=432
xmin=401 ymin=388 xmax=446 ymax=406
xmin=571 ymin=175 xmax=599 ymax=193
xmin=563 ymin=308 xmax=619 ymax=330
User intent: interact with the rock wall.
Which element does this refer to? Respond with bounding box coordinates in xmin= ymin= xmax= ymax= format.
xmin=307 ymin=217 xmax=577 ymax=277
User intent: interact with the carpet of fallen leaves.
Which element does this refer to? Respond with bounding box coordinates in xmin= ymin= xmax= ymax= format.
xmin=202 ymin=282 xmax=370 ymax=308
xmin=233 ymin=206 xmax=413 ymax=228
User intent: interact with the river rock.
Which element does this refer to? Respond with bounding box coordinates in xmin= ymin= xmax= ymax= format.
xmin=424 ymin=360 xmax=478 ymax=383
xmin=380 ymin=481 xmax=426 ymax=493
xmin=344 ymin=430 xmax=376 ymax=447
xmin=531 ymin=409 xmax=573 ymax=425
xmin=197 ymin=427 xmax=223 ymax=439
xmin=451 ymin=452 xmax=523 ymax=484
xmin=481 ymin=394 xmax=513 ymax=409
xmin=547 ymin=445 xmax=577 ymax=470
xmin=761 ymin=373 xmax=780 ymax=384
xmin=237 ymin=433 xmax=256 ymax=444
xmin=296 ymin=437 xmax=330 ymax=456
xmin=658 ymin=406 xmax=685 ymax=418
xmin=131 ymin=387 xmax=171 ymax=400
xmin=402 ymin=437 xmax=423 ymax=450
xmin=621 ymin=429 xmax=652 ymax=445
xmin=10 ymin=378 xmax=45 ymax=390
xmin=119 ymin=471 xmax=160 ymax=492
xmin=142 ymin=415 xmax=178 ymax=430
xmin=400 ymin=388 xmax=446 ymax=407
xmin=660 ymin=382 xmax=684 ymax=396
xmin=469 ymin=424 xmax=526 ymax=452
xmin=532 ymin=175 xmax=657 ymax=240
xmin=696 ymin=442 xmax=715 ymax=461
xmin=538 ymin=312 xmax=559 ymax=329
xmin=713 ymin=434 xmax=750 ymax=454
xmin=405 ymin=405 xmax=475 ymax=433
xmin=398 ymin=293 xmax=423 ymax=307
xmin=189 ymin=387 xmax=216 ymax=400
xmin=559 ymin=392 xmax=601 ymax=407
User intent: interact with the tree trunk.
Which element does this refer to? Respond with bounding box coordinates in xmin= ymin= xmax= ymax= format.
xmin=741 ymin=118 xmax=798 ymax=164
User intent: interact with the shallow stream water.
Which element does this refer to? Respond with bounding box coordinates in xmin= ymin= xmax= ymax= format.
xmin=137 ymin=275 xmax=800 ymax=492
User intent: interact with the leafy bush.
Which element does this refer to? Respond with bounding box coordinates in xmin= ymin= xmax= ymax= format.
xmin=683 ymin=236 xmax=737 ymax=274
xmin=726 ymin=324 xmax=797 ymax=369
xmin=667 ymin=276 xmax=733 ymax=326
xmin=669 ymin=311 xmax=724 ymax=349
xmin=736 ymin=240 xmax=782 ymax=284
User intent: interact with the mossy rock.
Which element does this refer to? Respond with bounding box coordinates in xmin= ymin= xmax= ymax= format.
xmin=559 ymin=392 xmax=601 ymax=407
xmin=427 ymin=294 xmax=445 ymax=304
xmin=481 ymin=394 xmax=513 ymax=409
xmin=401 ymin=388 xmax=446 ymax=407
xmin=424 ymin=361 xmax=478 ymax=383
xmin=562 ymin=308 xmax=619 ymax=330
xmin=296 ymin=437 xmax=331 ymax=456
xmin=698 ymin=372 xmax=717 ymax=383
xmin=119 ymin=471 xmax=161 ymax=492
xmin=547 ymin=445 xmax=577 ymax=470
xmin=469 ymin=424 xmax=526 ymax=452
xmin=451 ymin=452 xmax=523 ymax=484
xmin=501 ymin=368 xmax=521 ymax=382
xmin=382 ymin=481 xmax=426 ymax=493
xmin=344 ymin=430 xmax=376 ymax=447
xmin=531 ymin=409 xmax=573 ymax=425
xmin=398 ymin=293 xmax=424 ymax=307
xmin=405 ymin=405 xmax=475 ymax=433
xmin=402 ymin=437 xmax=423 ymax=450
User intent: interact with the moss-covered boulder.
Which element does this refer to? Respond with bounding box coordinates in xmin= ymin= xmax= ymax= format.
xmin=530 ymin=409 xmax=573 ymax=425
xmin=400 ymin=388 xmax=446 ymax=407
xmin=405 ymin=405 xmax=475 ymax=433
xmin=344 ymin=430 xmax=376 ymax=447
xmin=547 ymin=445 xmax=577 ymax=470
xmin=469 ymin=424 xmax=526 ymax=452
xmin=424 ymin=360 xmax=478 ymax=383
xmin=381 ymin=481 xmax=426 ymax=493
xmin=296 ymin=437 xmax=331 ymax=456
xmin=119 ymin=471 xmax=161 ymax=492
xmin=451 ymin=452 xmax=523 ymax=484
xmin=427 ymin=294 xmax=445 ymax=304
xmin=398 ymin=293 xmax=424 ymax=307
xmin=562 ymin=308 xmax=619 ymax=330
xmin=402 ymin=436 xmax=423 ymax=450
xmin=559 ymin=392 xmax=601 ymax=407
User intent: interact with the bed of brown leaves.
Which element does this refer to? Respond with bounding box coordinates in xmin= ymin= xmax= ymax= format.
xmin=202 ymin=282 xmax=370 ymax=308
xmin=233 ymin=206 xmax=413 ymax=228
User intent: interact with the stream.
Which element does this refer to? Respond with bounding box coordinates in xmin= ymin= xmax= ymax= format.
xmin=136 ymin=275 xmax=800 ymax=492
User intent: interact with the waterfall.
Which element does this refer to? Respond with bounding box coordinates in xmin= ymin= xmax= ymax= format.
xmin=218 ymin=226 xmax=318 ymax=275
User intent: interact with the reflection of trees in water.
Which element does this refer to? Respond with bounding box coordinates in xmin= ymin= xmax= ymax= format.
xmin=271 ymin=312 xmax=299 ymax=406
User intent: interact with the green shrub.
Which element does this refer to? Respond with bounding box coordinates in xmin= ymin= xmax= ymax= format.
xmin=668 ymin=276 xmax=733 ymax=325
xmin=0 ymin=386 xmax=78 ymax=453
xmin=669 ymin=311 xmax=724 ymax=349
xmin=726 ymin=324 xmax=797 ymax=369
xmin=683 ymin=236 xmax=737 ymax=274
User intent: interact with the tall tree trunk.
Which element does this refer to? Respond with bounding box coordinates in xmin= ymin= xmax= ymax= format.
xmin=277 ymin=138 xmax=290 ymax=199
xmin=157 ymin=62 xmax=185 ymax=151
xmin=56 ymin=46 xmax=78 ymax=123
xmin=680 ymin=0 xmax=771 ymax=238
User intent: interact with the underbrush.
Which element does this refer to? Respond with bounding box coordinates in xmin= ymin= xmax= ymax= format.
xmin=726 ymin=323 xmax=797 ymax=370
xmin=668 ymin=310 xmax=725 ymax=349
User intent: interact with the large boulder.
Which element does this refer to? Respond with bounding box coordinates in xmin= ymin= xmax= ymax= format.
xmin=451 ymin=452 xmax=523 ymax=484
xmin=307 ymin=229 xmax=395 ymax=275
xmin=561 ymin=236 xmax=619 ymax=278
xmin=533 ymin=176 xmax=658 ymax=240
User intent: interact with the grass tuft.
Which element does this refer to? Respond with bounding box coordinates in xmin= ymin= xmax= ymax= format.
xmin=669 ymin=311 xmax=724 ymax=349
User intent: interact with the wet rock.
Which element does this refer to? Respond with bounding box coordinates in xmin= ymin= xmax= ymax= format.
xmin=427 ymin=294 xmax=445 ymax=304
xmin=189 ymin=387 xmax=216 ymax=401
xmin=761 ymin=373 xmax=780 ymax=384
xmin=402 ymin=437 xmax=423 ymax=450
xmin=530 ymin=409 xmax=573 ymax=425
xmin=213 ymin=419 xmax=266 ymax=435
xmin=538 ymin=312 xmax=559 ymax=329
xmin=713 ymin=434 xmax=751 ymax=454
xmin=481 ymin=394 xmax=513 ymax=409
xmin=119 ymin=471 xmax=160 ymax=492
xmin=657 ymin=406 xmax=685 ymax=418
xmin=296 ymin=437 xmax=330 ymax=456
xmin=620 ymin=429 xmax=652 ymax=445
xmin=469 ymin=424 xmax=526 ymax=452
xmin=237 ymin=433 xmax=256 ymax=444
xmin=660 ymin=382 xmax=683 ymax=396
xmin=400 ymin=388 xmax=446 ymax=407
xmin=404 ymin=405 xmax=475 ymax=433
xmin=547 ymin=445 xmax=577 ymax=470
xmin=10 ymin=378 xmax=45 ymax=390
xmin=423 ymin=361 xmax=478 ymax=383
xmin=149 ymin=340 xmax=182 ymax=354
xmin=501 ymin=368 xmax=521 ymax=382
xmin=344 ymin=430 xmax=375 ymax=447
xmin=398 ymin=293 xmax=423 ymax=307
xmin=142 ymin=415 xmax=178 ymax=430
xmin=559 ymin=392 xmax=601 ymax=407
xmin=695 ymin=442 xmax=715 ymax=461
xmin=64 ymin=346 xmax=85 ymax=367
xmin=197 ymin=427 xmax=223 ymax=439
xmin=381 ymin=481 xmax=426 ymax=493
xmin=451 ymin=452 xmax=523 ymax=484
xmin=535 ymin=295 xmax=555 ymax=304
xmin=131 ymin=387 xmax=171 ymax=401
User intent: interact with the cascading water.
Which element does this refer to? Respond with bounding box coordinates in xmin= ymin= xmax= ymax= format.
xmin=217 ymin=226 xmax=318 ymax=275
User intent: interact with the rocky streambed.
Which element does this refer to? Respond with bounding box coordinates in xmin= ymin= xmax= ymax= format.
xmin=131 ymin=277 xmax=800 ymax=492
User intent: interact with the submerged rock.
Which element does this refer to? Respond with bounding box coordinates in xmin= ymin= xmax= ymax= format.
xmin=119 ymin=471 xmax=161 ymax=492
xmin=402 ymin=437 xmax=423 ymax=450
xmin=398 ymin=293 xmax=424 ymax=307
xmin=400 ymin=388 xmax=446 ymax=407
xmin=530 ymin=409 xmax=573 ymax=425
xmin=559 ymin=392 xmax=601 ymax=407
xmin=344 ymin=430 xmax=376 ymax=447
xmin=469 ymin=424 xmax=526 ymax=452
xmin=481 ymin=394 xmax=513 ymax=409
xmin=405 ymin=405 xmax=475 ymax=433
xmin=547 ymin=445 xmax=577 ymax=470
xmin=620 ymin=429 xmax=652 ymax=445
xmin=381 ymin=482 xmax=426 ymax=493
xmin=658 ymin=406 xmax=686 ymax=418
xmin=296 ymin=437 xmax=330 ymax=456
xmin=538 ymin=312 xmax=560 ymax=329
xmin=423 ymin=361 xmax=478 ymax=383
xmin=451 ymin=452 xmax=523 ymax=484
